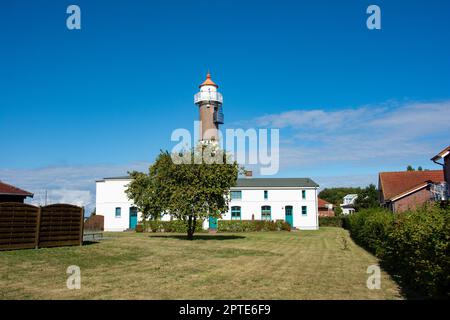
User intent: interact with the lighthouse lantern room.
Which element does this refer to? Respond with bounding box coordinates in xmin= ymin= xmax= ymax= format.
xmin=194 ymin=72 xmax=224 ymax=142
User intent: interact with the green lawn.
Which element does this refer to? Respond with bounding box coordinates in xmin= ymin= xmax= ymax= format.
xmin=0 ymin=227 xmax=402 ymax=299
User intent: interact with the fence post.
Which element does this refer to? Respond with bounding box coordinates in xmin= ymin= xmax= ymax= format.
xmin=79 ymin=207 xmax=85 ymax=246
xmin=35 ymin=207 xmax=42 ymax=249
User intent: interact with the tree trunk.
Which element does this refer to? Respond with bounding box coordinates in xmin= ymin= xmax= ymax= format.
xmin=187 ymin=215 xmax=194 ymax=240
xmin=186 ymin=215 xmax=197 ymax=240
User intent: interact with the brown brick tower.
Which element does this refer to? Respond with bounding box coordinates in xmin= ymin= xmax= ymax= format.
xmin=194 ymin=72 xmax=224 ymax=143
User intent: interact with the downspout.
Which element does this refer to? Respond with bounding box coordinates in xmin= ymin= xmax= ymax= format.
xmin=315 ymin=187 xmax=319 ymax=230
xmin=432 ymin=159 xmax=444 ymax=167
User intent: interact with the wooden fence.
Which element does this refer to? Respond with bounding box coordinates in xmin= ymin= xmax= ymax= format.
xmin=84 ymin=214 xmax=104 ymax=231
xmin=0 ymin=203 xmax=84 ymax=251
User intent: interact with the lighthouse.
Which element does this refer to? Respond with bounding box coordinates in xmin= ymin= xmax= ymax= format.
xmin=194 ymin=72 xmax=224 ymax=143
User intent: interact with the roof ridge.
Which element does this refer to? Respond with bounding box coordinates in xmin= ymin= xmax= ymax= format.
xmin=379 ymin=169 xmax=442 ymax=174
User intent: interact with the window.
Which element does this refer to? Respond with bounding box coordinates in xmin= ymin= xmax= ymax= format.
xmin=261 ymin=206 xmax=271 ymax=221
xmin=302 ymin=190 xmax=306 ymax=199
xmin=231 ymin=206 xmax=241 ymax=220
xmin=231 ymin=191 xmax=242 ymax=200
xmin=115 ymin=207 xmax=121 ymax=218
xmin=302 ymin=206 xmax=307 ymax=216
xmin=264 ymin=190 xmax=268 ymax=200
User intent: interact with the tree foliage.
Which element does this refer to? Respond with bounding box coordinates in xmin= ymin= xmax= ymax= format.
xmin=126 ymin=147 xmax=240 ymax=239
xmin=126 ymin=170 xmax=163 ymax=220
xmin=334 ymin=205 xmax=343 ymax=217
xmin=354 ymin=184 xmax=380 ymax=211
xmin=318 ymin=187 xmax=362 ymax=206
xmin=344 ymin=204 xmax=450 ymax=298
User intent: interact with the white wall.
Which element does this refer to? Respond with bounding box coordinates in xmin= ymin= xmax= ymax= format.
xmin=96 ymin=178 xmax=143 ymax=231
xmin=225 ymin=188 xmax=318 ymax=230
xmin=341 ymin=207 xmax=355 ymax=215
xmin=200 ymin=84 xmax=217 ymax=92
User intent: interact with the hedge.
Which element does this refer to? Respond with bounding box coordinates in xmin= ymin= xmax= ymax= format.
xmin=143 ymin=219 xmax=204 ymax=233
xmin=319 ymin=216 xmax=343 ymax=227
xmin=142 ymin=219 xmax=291 ymax=233
xmin=218 ymin=220 xmax=291 ymax=232
xmin=344 ymin=204 xmax=449 ymax=298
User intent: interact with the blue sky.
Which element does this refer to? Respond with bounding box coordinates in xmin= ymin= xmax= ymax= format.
xmin=1 ymin=0 xmax=449 ymax=210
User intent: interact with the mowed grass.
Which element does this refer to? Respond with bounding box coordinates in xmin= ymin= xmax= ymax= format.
xmin=0 ymin=227 xmax=402 ymax=299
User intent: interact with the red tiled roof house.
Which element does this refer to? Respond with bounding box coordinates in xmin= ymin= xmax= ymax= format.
xmin=318 ymin=198 xmax=334 ymax=217
xmin=0 ymin=181 xmax=33 ymax=203
xmin=378 ymin=170 xmax=444 ymax=213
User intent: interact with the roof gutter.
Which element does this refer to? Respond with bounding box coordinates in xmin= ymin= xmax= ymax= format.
xmin=431 ymin=149 xmax=449 ymax=166
xmin=432 ymin=158 xmax=444 ymax=167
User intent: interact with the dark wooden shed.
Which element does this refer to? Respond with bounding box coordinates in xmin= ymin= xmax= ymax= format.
xmin=0 ymin=181 xmax=34 ymax=203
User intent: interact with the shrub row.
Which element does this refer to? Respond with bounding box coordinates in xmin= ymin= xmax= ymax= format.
xmin=143 ymin=219 xmax=204 ymax=233
xmin=319 ymin=216 xmax=343 ymax=227
xmin=217 ymin=220 xmax=291 ymax=232
xmin=344 ymin=205 xmax=450 ymax=298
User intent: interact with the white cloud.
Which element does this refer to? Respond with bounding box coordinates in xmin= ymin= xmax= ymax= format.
xmin=0 ymin=162 xmax=150 ymax=214
xmin=250 ymin=100 xmax=450 ymax=169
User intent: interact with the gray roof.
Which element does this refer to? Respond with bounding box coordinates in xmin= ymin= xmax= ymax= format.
xmin=104 ymin=176 xmax=131 ymax=180
xmin=96 ymin=176 xmax=131 ymax=182
xmin=234 ymin=178 xmax=318 ymax=188
xmin=97 ymin=176 xmax=319 ymax=188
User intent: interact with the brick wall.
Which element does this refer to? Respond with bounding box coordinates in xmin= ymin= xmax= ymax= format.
xmin=393 ymin=187 xmax=432 ymax=213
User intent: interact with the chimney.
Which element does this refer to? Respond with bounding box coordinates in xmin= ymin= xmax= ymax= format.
xmin=245 ymin=170 xmax=253 ymax=178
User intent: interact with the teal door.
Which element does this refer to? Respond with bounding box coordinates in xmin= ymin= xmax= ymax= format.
xmin=129 ymin=207 xmax=138 ymax=229
xmin=285 ymin=206 xmax=293 ymax=227
xmin=209 ymin=216 xmax=218 ymax=229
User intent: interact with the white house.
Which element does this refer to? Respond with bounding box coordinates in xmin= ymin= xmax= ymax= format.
xmin=96 ymin=177 xmax=319 ymax=231
xmin=340 ymin=194 xmax=358 ymax=215
xmin=225 ymin=178 xmax=319 ymax=230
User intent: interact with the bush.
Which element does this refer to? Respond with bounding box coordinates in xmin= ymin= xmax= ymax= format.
xmin=319 ymin=216 xmax=343 ymax=227
xmin=345 ymin=208 xmax=394 ymax=254
xmin=380 ymin=205 xmax=449 ymax=297
xmin=143 ymin=219 xmax=204 ymax=233
xmin=218 ymin=220 xmax=291 ymax=232
xmin=344 ymin=204 xmax=450 ymax=298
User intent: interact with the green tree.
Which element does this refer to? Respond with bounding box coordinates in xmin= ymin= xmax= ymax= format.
xmin=318 ymin=187 xmax=363 ymax=206
xmin=334 ymin=206 xmax=343 ymax=217
xmin=126 ymin=147 xmax=240 ymax=240
xmin=126 ymin=170 xmax=163 ymax=221
xmin=354 ymin=184 xmax=380 ymax=211
xmin=407 ymin=165 xmax=415 ymax=171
